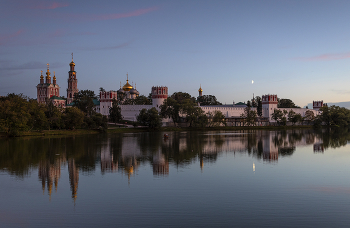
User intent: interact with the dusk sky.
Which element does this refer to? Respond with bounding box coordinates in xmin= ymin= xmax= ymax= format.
xmin=1 ymin=0 xmax=350 ymax=107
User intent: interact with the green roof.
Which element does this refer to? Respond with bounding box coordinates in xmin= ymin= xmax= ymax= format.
xmin=66 ymin=99 xmax=100 ymax=106
xmin=50 ymin=96 xmax=66 ymax=101
xmin=93 ymin=99 xmax=100 ymax=105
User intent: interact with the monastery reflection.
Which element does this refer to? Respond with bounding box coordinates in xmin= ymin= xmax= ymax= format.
xmin=153 ymin=151 xmax=169 ymax=176
xmin=68 ymin=158 xmax=79 ymax=203
xmin=38 ymin=157 xmax=63 ymax=200
xmin=32 ymin=130 xmax=326 ymax=199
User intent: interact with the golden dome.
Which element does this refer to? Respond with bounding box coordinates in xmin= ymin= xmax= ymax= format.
xmin=122 ymin=80 xmax=133 ymax=91
xmin=198 ymin=85 xmax=203 ymax=92
xmin=69 ymin=61 xmax=75 ymax=66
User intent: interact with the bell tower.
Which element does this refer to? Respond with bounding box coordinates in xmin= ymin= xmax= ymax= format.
xmin=67 ymin=53 xmax=78 ymax=104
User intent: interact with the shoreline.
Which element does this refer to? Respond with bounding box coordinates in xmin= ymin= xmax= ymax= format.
xmin=0 ymin=125 xmax=316 ymax=138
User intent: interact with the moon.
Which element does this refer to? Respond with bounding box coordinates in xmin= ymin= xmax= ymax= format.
xmin=252 ymin=80 xmax=254 ymax=84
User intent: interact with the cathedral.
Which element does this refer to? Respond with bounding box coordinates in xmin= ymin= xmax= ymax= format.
xmin=36 ymin=63 xmax=65 ymax=108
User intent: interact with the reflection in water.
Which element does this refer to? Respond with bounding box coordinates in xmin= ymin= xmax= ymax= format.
xmin=1 ymin=128 xmax=350 ymax=202
xmin=38 ymin=158 xmax=62 ymax=199
xmin=68 ymin=158 xmax=79 ymax=202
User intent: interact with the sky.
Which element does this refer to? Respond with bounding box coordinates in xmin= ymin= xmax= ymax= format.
xmin=1 ymin=0 xmax=350 ymax=108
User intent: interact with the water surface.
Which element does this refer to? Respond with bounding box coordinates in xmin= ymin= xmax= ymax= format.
xmin=1 ymin=129 xmax=350 ymax=227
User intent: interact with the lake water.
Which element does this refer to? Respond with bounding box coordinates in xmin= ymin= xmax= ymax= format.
xmin=1 ymin=129 xmax=350 ymax=228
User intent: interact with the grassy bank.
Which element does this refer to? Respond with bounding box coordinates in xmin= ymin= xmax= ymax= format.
xmin=0 ymin=125 xmax=315 ymax=137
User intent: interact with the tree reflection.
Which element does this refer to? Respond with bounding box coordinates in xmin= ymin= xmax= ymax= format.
xmin=2 ymin=128 xmax=350 ymax=196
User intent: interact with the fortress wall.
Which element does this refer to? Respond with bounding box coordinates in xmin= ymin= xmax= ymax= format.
xmin=120 ymin=105 xmax=152 ymax=121
xmin=200 ymin=106 xmax=256 ymax=117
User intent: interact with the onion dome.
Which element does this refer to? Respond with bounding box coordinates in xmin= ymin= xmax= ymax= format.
xmin=69 ymin=53 xmax=75 ymax=66
xmin=130 ymin=83 xmax=139 ymax=95
xmin=117 ymin=81 xmax=125 ymax=93
xmin=198 ymin=85 xmax=203 ymax=92
xmin=46 ymin=63 xmax=51 ymax=78
xmin=129 ymin=88 xmax=138 ymax=94
xmin=122 ymin=73 xmax=133 ymax=91
xmin=122 ymin=80 xmax=132 ymax=91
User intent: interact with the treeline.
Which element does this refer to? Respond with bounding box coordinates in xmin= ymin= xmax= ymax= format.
xmin=0 ymin=93 xmax=107 ymax=136
xmin=315 ymin=105 xmax=350 ymax=127
xmin=134 ymin=92 xmax=226 ymax=129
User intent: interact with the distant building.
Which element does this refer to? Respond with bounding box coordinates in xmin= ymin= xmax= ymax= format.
xmin=36 ymin=64 xmax=65 ymax=108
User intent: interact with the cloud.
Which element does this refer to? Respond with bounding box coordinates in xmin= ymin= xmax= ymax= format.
xmin=0 ymin=30 xmax=25 ymax=45
xmin=295 ymin=52 xmax=350 ymax=61
xmin=87 ymin=6 xmax=160 ymax=21
xmin=31 ymin=2 xmax=69 ymax=9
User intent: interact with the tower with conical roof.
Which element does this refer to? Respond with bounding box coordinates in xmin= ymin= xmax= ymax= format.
xmin=67 ymin=53 xmax=78 ymax=105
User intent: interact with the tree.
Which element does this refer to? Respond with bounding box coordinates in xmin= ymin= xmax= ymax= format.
xmin=288 ymin=110 xmax=302 ymax=125
xmin=197 ymin=95 xmax=222 ymax=105
xmin=134 ymin=95 xmax=152 ymax=105
xmin=246 ymin=100 xmax=251 ymax=108
xmin=278 ymin=99 xmax=299 ymax=108
xmin=73 ymin=90 xmax=97 ymax=116
xmin=287 ymin=110 xmax=296 ymax=124
xmin=256 ymin=96 xmax=262 ymax=117
xmin=63 ymin=107 xmax=84 ymax=129
xmin=109 ymin=98 xmax=123 ymax=123
xmin=160 ymin=92 xmax=196 ymax=125
xmin=271 ymin=109 xmax=283 ymax=125
xmin=137 ymin=107 xmax=162 ymax=129
xmin=28 ymin=99 xmax=48 ymax=130
xmin=0 ymin=93 xmax=31 ymax=136
xmin=209 ymin=110 xmax=226 ymax=127
xmin=45 ymin=100 xmax=63 ymax=130
xmin=304 ymin=110 xmax=315 ymax=125
xmin=240 ymin=106 xmax=257 ymax=126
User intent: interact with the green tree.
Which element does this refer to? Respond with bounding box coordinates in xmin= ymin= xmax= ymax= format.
xmin=64 ymin=107 xmax=84 ymax=129
xmin=0 ymin=94 xmax=31 ymax=136
xmin=137 ymin=107 xmax=162 ymax=129
xmin=256 ymin=96 xmax=262 ymax=117
xmin=240 ymin=106 xmax=257 ymax=126
xmin=160 ymin=92 xmax=196 ymax=125
xmin=45 ymin=100 xmax=63 ymax=130
xmin=73 ymin=90 xmax=97 ymax=116
xmin=288 ymin=110 xmax=302 ymax=125
xmin=28 ymin=99 xmax=48 ymax=130
xmin=109 ymin=98 xmax=123 ymax=123
xmin=271 ymin=109 xmax=283 ymax=125
xmin=134 ymin=95 xmax=152 ymax=105
xmin=208 ymin=110 xmax=226 ymax=127
xmin=278 ymin=99 xmax=299 ymax=108
xmin=197 ymin=95 xmax=222 ymax=105
xmin=304 ymin=110 xmax=315 ymax=125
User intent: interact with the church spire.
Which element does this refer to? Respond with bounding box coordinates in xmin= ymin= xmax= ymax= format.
xmin=53 ymin=71 xmax=56 ymax=85
xmin=45 ymin=63 xmax=51 ymax=84
xmin=198 ymin=84 xmax=203 ymax=97
xmin=40 ymin=70 xmax=44 ymax=84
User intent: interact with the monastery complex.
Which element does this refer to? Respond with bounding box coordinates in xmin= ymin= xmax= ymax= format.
xmin=36 ymin=56 xmax=323 ymax=125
